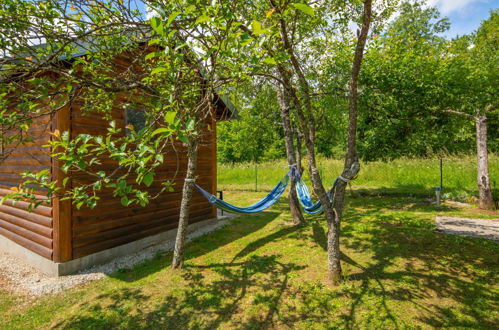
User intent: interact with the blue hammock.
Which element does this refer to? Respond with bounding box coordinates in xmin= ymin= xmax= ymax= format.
xmin=194 ymin=170 xmax=291 ymax=214
xmin=294 ymin=169 xmax=338 ymax=215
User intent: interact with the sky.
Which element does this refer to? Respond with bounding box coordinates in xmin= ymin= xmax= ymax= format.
xmin=140 ymin=0 xmax=497 ymax=39
xmin=427 ymin=0 xmax=498 ymax=37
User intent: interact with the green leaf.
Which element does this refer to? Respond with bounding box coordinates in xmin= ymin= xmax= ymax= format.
xmin=185 ymin=5 xmax=196 ymax=15
xmin=151 ymin=127 xmax=171 ymax=137
xmin=145 ymin=51 xmax=163 ymax=60
xmin=251 ymin=20 xmax=263 ymax=35
xmin=120 ymin=196 xmax=129 ymax=206
xmin=151 ymin=67 xmax=168 ymax=74
xmin=149 ymin=16 xmax=164 ymax=36
xmin=164 ymin=111 xmax=177 ymax=124
xmin=186 ymin=118 xmax=195 ymax=131
xmin=148 ymin=38 xmax=162 ymax=46
xmin=178 ymin=133 xmax=188 ymax=144
xmin=167 ymin=11 xmax=181 ymax=27
xmin=263 ymin=57 xmax=277 ymax=65
xmin=291 ymin=3 xmax=315 ymax=16
xmin=195 ymin=15 xmax=211 ymax=24
xmin=143 ymin=172 xmax=154 ymax=187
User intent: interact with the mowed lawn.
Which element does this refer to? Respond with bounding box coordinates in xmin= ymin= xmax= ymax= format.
xmin=1 ymin=190 xmax=498 ymax=329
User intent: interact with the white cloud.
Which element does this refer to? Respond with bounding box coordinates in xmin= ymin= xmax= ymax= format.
xmin=426 ymin=0 xmax=489 ymax=14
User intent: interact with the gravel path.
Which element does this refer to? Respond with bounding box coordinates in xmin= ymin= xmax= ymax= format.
xmin=436 ymin=216 xmax=499 ymax=242
xmin=0 ymin=215 xmax=234 ymax=297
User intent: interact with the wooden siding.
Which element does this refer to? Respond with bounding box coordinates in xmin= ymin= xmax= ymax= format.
xmin=69 ymin=101 xmax=217 ymax=259
xmin=0 ymin=114 xmax=54 ymax=260
xmin=0 ymin=46 xmax=226 ymax=263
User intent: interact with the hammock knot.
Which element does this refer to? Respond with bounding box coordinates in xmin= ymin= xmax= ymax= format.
xmin=337 ymin=175 xmax=351 ymax=183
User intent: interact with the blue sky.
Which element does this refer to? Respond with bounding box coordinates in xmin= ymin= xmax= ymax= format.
xmin=140 ymin=0 xmax=497 ymax=38
xmin=427 ymin=0 xmax=498 ymax=37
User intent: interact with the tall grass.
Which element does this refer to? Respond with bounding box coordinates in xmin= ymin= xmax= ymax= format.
xmin=218 ymin=154 xmax=498 ymax=200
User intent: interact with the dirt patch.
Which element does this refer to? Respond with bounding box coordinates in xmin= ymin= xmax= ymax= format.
xmin=435 ymin=216 xmax=499 ymax=242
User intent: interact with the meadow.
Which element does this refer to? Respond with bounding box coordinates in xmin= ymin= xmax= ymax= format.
xmin=1 ymin=193 xmax=497 ymax=329
xmin=218 ymin=154 xmax=499 ymax=202
xmin=0 ymin=155 xmax=498 ymax=329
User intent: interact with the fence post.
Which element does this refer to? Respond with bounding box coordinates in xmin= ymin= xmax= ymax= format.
xmin=440 ymin=158 xmax=443 ymax=190
xmin=255 ymin=162 xmax=258 ymax=192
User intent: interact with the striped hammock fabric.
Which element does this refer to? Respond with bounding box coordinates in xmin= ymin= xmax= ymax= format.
xmin=294 ymin=170 xmax=337 ymax=215
xmin=194 ymin=170 xmax=291 ymax=214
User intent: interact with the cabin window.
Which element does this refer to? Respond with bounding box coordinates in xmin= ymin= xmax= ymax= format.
xmin=125 ymin=108 xmax=146 ymax=135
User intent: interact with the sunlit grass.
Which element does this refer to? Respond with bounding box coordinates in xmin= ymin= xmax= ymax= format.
xmin=1 ymin=193 xmax=497 ymax=329
xmin=218 ymin=154 xmax=499 ymax=202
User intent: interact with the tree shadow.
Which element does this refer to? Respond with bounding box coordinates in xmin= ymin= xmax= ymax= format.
xmin=55 ymin=255 xmax=305 ymax=329
xmin=312 ymin=221 xmax=327 ymax=251
xmin=336 ymin=197 xmax=499 ymax=329
xmin=52 ymin=196 xmax=497 ymax=329
xmin=110 ymin=211 xmax=281 ymax=282
xmin=353 ymin=184 xmax=433 ymax=198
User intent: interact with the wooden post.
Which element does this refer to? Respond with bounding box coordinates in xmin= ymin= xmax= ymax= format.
xmin=52 ymin=104 xmax=72 ymax=262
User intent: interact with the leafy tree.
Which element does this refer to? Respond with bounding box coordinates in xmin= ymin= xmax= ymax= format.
xmin=0 ymin=0 xmax=248 ymax=266
xmin=228 ymin=0 xmax=390 ymax=282
xmin=217 ymin=83 xmax=285 ymax=163
xmin=442 ymin=9 xmax=498 ymax=209
xmin=357 ymin=1 xmax=474 ymax=160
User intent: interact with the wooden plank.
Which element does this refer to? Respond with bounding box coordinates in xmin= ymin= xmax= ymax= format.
xmin=0 ymin=204 xmax=52 ymax=228
xmin=72 ymin=211 xmax=212 ymax=258
xmin=0 ymin=155 xmax=52 ymax=166
xmin=0 ymin=197 xmax=52 ymax=217
xmin=0 ymin=227 xmax=52 ymax=259
xmin=0 ymin=220 xmax=52 ymax=248
xmin=73 ymin=200 xmax=212 ymax=236
xmin=0 ymin=211 xmax=52 ymax=238
xmin=52 ymin=104 xmax=72 ymax=262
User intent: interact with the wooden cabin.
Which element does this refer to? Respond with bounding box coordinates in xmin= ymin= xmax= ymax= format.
xmin=0 ymin=47 xmax=235 ymax=276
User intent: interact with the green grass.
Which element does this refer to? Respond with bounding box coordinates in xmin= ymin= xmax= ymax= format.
xmin=0 ymin=192 xmax=498 ymax=329
xmin=218 ymin=154 xmax=499 ymax=202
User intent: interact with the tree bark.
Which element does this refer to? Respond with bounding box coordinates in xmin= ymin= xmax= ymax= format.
xmin=172 ymin=136 xmax=199 ymax=268
xmin=295 ymin=129 xmax=304 ymax=174
xmin=276 ymin=85 xmax=305 ymax=224
xmin=271 ymin=0 xmax=371 ymax=284
xmin=476 ymin=113 xmax=495 ymax=209
xmin=329 ymin=0 xmax=372 ymax=282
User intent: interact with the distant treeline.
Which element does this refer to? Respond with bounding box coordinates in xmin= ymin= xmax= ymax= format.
xmin=218 ymin=3 xmax=498 ymax=163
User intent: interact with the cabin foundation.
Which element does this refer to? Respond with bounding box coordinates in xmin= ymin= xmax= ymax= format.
xmin=1 ymin=215 xmax=228 ymax=276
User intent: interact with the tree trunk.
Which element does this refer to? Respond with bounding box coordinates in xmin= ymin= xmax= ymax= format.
xmin=273 ymin=0 xmax=371 ymax=284
xmin=330 ymin=0 xmax=372 ymax=282
xmin=476 ymin=113 xmax=495 ymax=209
xmin=275 ymin=10 xmax=342 ymax=283
xmin=172 ymin=136 xmax=199 ymax=269
xmin=295 ymin=129 xmax=304 ymax=174
xmin=276 ymin=85 xmax=305 ymax=224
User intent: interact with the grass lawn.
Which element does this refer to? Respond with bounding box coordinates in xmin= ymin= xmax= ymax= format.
xmin=218 ymin=154 xmax=499 ymax=202
xmin=1 ymin=190 xmax=498 ymax=329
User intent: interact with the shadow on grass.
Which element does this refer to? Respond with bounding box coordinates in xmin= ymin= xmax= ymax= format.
xmin=352 ymin=184 xmax=434 ymax=198
xmin=109 ymin=211 xmax=281 ymax=282
xmin=53 ymin=197 xmax=498 ymax=329
xmin=337 ymin=197 xmax=499 ymax=328
xmin=54 ymin=255 xmax=304 ymax=329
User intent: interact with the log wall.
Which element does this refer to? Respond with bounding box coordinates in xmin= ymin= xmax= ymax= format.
xmin=0 ymin=114 xmax=54 ymax=260
xmin=69 ymin=101 xmax=217 ymax=259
